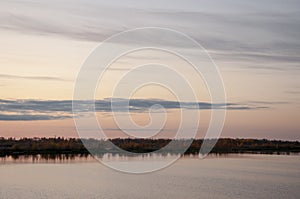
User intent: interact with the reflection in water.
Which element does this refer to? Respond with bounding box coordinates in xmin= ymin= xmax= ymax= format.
xmin=0 ymin=154 xmax=93 ymax=164
xmin=0 ymin=152 xmax=299 ymax=164
xmin=0 ymin=153 xmax=182 ymax=164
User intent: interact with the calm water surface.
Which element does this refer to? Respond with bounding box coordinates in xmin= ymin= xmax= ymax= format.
xmin=0 ymin=154 xmax=299 ymax=199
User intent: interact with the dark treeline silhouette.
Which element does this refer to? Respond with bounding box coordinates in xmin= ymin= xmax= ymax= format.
xmin=0 ymin=137 xmax=300 ymax=156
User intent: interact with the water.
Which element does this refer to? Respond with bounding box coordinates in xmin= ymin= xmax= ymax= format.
xmin=0 ymin=154 xmax=299 ymax=199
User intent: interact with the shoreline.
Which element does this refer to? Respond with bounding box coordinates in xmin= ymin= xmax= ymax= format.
xmin=1 ymin=137 xmax=300 ymax=156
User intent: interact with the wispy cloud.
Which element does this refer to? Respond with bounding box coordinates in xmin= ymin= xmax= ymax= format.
xmin=0 ymin=98 xmax=274 ymax=121
xmin=285 ymin=91 xmax=300 ymax=95
xmin=0 ymin=114 xmax=71 ymax=121
xmin=0 ymin=0 xmax=299 ymax=72
xmin=247 ymin=101 xmax=288 ymax=105
xmin=0 ymin=74 xmax=70 ymax=82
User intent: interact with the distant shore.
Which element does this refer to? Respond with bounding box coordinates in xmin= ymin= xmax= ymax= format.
xmin=1 ymin=137 xmax=300 ymax=156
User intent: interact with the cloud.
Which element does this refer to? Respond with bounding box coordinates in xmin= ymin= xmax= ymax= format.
xmin=285 ymin=91 xmax=300 ymax=95
xmin=247 ymin=101 xmax=288 ymax=105
xmin=0 ymin=114 xmax=71 ymax=121
xmin=0 ymin=98 xmax=275 ymax=121
xmin=0 ymin=0 xmax=299 ymax=72
xmin=0 ymin=74 xmax=70 ymax=82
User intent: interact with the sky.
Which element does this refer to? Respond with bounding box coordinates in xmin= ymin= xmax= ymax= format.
xmin=0 ymin=0 xmax=299 ymax=140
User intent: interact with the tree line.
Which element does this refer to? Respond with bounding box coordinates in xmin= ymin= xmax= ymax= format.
xmin=0 ymin=137 xmax=299 ymax=156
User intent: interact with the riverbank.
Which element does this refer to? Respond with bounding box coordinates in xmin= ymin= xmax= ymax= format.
xmin=1 ymin=137 xmax=299 ymax=156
